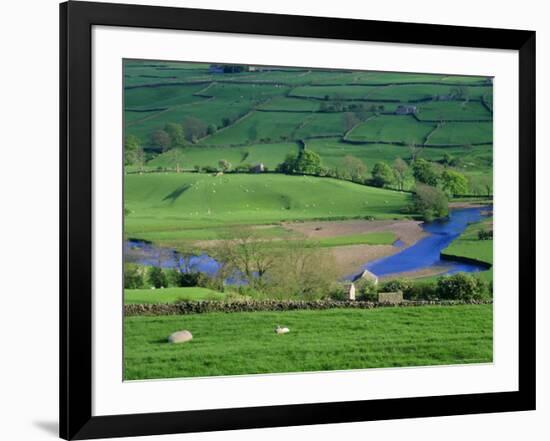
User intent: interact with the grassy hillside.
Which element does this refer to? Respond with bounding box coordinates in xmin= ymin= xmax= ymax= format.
xmin=124 ymin=172 xmax=412 ymax=242
xmin=124 ymin=305 xmax=493 ymax=379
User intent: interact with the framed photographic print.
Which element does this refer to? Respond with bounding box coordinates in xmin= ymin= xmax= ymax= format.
xmin=60 ymin=1 xmax=536 ymax=439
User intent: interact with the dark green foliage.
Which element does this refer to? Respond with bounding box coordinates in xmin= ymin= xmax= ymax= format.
xmin=124 ymin=135 xmax=141 ymax=165
xmin=149 ymin=129 xmax=171 ymax=151
xmin=413 ymin=184 xmax=449 ymax=221
xmin=125 ymin=298 xmax=492 ymax=316
xmin=163 ymin=123 xmax=185 ymax=147
xmin=379 ymin=279 xmax=413 ymax=293
xmin=294 ymin=149 xmax=322 ymax=174
xmin=441 ymin=170 xmax=468 ymax=196
xmin=147 ymin=266 xmax=167 ymax=289
xmin=478 ymin=229 xmax=493 ymax=240
xmin=182 ymin=116 xmax=208 ymax=142
xmin=166 ymin=269 xmax=205 ymax=287
xmin=355 ymin=279 xmax=378 ymax=301
xmin=404 ymin=282 xmax=438 ymax=300
xmin=277 ymin=150 xmax=322 ymax=175
xmin=371 ymin=162 xmax=395 ymax=187
xmin=124 ymin=264 xmax=144 ymax=289
xmin=436 ymin=273 xmax=489 ymax=300
xmin=412 ymin=158 xmax=439 ymax=186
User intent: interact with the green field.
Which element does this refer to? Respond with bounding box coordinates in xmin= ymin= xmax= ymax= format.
xmin=125 ymin=287 xmax=225 ymax=304
xmin=147 ymin=142 xmax=299 ymax=170
xmin=416 ymin=101 xmax=492 ymax=121
xmin=347 ymin=115 xmax=435 ymax=144
xmin=124 ymin=305 xmax=493 ymax=379
xmin=316 ymin=232 xmax=396 ymax=247
xmin=442 ymin=217 xmax=493 ymax=281
xmin=125 ymin=172 xmax=411 ymax=244
xmin=426 ymin=121 xmax=493 ymax=146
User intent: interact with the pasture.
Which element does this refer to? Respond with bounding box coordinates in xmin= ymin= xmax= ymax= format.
xmin=124 ymin=305 xmax=493 ymax=379
xmin=124 ymin=172 xmax=412 ymax=245
xmin=442 ymin=217 xmax=493 ymax=281
xmin=125 ymin=287 xmax=225 ymax=304
xmin=346 ymin=115 xmax=435 ymax=144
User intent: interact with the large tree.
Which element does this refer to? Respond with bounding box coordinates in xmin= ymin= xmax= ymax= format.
xmin=182 ymin=116 xmax=208 ymax=142
xmin=412 ymin=158 xmax=439 ymax=186
xmin=342 ymin=155 xmax=367 ymax=182
xmin=149 ymin=129 xmax=171 ymax=151
xmin=441 ymin=170 xmax=468 ymax=196
xmin=392 ymin=157 xmax=409 ymax=191
xmin=413 ymin=184 xmax=448 ymax=221
xmin=164 ymin=122 xmax=185 ymax=147
xmin=213 ymin=230 xmax=278 ymax=289
xmin=278 ymin=150 xmax=322 ymax=175
xmin=371 ymin=162 xmax=394 ymax=188
xmin=124 ymin=134 xmax=141 ymax=166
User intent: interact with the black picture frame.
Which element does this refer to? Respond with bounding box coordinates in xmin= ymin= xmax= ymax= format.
xmin=60 ymin=1 xmax=536 ymax=439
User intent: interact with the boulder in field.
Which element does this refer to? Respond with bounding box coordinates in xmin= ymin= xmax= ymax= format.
xmin=168 ymin=330 xmax=193 ymax=344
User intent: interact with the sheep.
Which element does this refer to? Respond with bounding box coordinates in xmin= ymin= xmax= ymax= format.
xmin=275 ymin=325 xmax=290 ymax=335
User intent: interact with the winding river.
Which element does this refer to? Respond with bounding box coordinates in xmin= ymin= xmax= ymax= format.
xmin=125 ymin=206 xmax=491 ymax=281
xmin=362 ymin=206 xmax=492 ymax=278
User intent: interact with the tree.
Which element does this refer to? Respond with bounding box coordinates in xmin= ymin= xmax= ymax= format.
xmin=278 ymin=150 xmax=322 ymax=175
xmin=413 ymin=184 xmax=448 ymax=221
xmin=124 ymin=264 xmax=144 ymax=289
xmin=207 ymin=124 xmax=217 ymax=135
xmin=437 ymin=273 xmax=487 ymax=300
xmin=371 ymin=162 xmax=394 ymax=188
xmin=147 ymin=266 xmax=166 ymax=289
xmin=441 ymin=170 xmax=468 ymax=196
xmin=294 ymin=150 xmax=322 ymax=174
xmin=213 ymin=229 xmax=277 ymax=288
xmin=276 ymin=152 xmax=297 ymax=174
xmin=182 ymin=116 xmax=208 ymax=142
xmin=165 ymin=148 xmax=183 ymax=172
xmin=265 ymin=241 xmax=338 ymax=300
xmin=392 ymin=157 xmax=409 ymax=191
xmin=124 ymin=135 xmax=141 ymax=165
xmin=218 ymin=159 xmax=232 ymax=172
xmin=342 ymin=155 xmax=367 ymax=182
xmin=163 ymin=122 xmax=185 ymax=147
xmin=149 ymin=129 xmax=171 ymax=151
xmin=412 ymin=158 xmax=439 ymax=186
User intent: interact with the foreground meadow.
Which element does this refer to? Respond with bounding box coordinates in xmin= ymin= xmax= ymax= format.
xmin=124 ymin=305 xmax=493 ymax=380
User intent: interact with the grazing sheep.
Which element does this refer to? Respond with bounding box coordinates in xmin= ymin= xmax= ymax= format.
xmin=275 ymin=325 xmax=290 ymax=335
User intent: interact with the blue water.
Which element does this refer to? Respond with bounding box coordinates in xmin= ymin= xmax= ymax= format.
xmin=363 ymin=206 xmax=492 ymax=278
xmin=125 ymin=240 xmax=221 ymax=275
xmin=126 ymin=206 xmax=492 ymax=283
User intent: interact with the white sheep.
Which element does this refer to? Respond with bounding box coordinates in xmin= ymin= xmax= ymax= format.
xmin=275 ymin=325 xmax=290 ymax=335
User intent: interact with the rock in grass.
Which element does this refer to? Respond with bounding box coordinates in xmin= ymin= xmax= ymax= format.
xmin=168 ymin=330 xmax=193 ymax=344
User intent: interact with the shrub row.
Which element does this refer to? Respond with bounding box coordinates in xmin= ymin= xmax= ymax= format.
xmin=125 ymin=298 xmax=493 ymax=316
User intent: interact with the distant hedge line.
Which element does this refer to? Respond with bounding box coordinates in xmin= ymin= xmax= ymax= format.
xmin=125 ymin=299 xmax=493 ymax=316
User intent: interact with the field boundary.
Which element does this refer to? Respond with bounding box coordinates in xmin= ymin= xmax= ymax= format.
xmin=125 ymin=298 xmax=493 ymax=316
xmin=440 ymin=252 xmax=493 ymax=268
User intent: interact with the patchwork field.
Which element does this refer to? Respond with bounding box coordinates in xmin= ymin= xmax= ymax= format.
xmin=124 ymin=305 xmax=493 ymax=379
xmin=123 ymin=61 xmax=494 ymax=380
